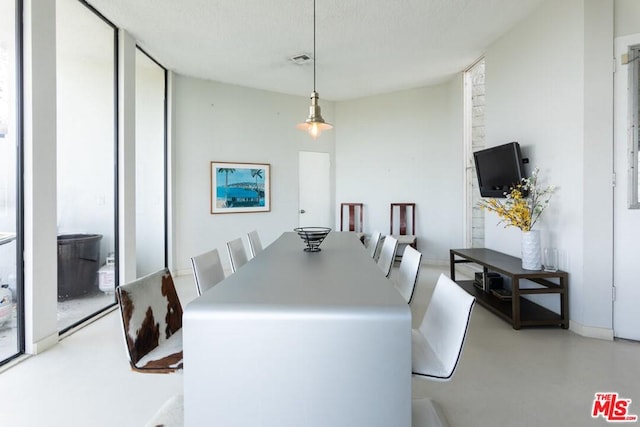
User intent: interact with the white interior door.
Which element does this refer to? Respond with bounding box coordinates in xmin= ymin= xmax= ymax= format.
xmin=613 ymin=34 xmax=640 ymax=341
xmin=298 ymin=151 xmax=331 ymax=227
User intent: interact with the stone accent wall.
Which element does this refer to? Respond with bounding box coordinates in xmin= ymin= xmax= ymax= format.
xmin=470 ymin=60 xmax=485 ymax=248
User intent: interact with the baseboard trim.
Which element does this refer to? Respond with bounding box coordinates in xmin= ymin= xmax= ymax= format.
xmin=29 ymin=331 xmax=59 ymax=354
xmin=569 ymin=321 xmax=614 ymax=341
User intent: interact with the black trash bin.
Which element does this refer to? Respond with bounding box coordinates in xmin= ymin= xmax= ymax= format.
xmin=57 ymin=234 xmax=103 ymax=300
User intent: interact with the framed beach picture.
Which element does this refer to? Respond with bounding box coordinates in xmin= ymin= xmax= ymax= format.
xmin=210 ymin=161 xmax=271 ymax=214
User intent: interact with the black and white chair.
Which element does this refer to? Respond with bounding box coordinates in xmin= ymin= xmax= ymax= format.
xmin=190 ymin=248 xmax=226 ymax=296
xmin=116 ymin=268 xmax=183 ymax=373
xmin=377 ymin=235 xmax=398 ymax=277
xmin=391 ymin=245 xmax=422 ymax=304
xmin=412 ymin=273 xmax=476 ymax=426
xmin=226 ymin=237 xmax=248 ymax=273
xmin=247 ymin=230 xmax=263 ymax=258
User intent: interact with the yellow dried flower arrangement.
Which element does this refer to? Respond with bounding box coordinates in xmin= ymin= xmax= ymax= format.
xmin=478 ymin=168 xmax=555 ymax=232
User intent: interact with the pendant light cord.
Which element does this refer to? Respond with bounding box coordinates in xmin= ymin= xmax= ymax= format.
xmin=313 ymin=0 xmax=316 ymax=92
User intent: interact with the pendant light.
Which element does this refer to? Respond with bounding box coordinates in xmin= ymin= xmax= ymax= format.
xmin=297 ymin=0 xmax=333 ymax=139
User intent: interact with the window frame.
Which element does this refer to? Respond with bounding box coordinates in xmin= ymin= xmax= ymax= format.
xmin=57 ymin=0 xmax=119 ymax=335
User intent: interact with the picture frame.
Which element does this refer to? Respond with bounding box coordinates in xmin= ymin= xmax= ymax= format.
xmin=210 ymin=161 xmax=271 ymax=214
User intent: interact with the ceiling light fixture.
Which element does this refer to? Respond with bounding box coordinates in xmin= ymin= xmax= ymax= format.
xmin=297 ymin=0 xmax=332 ymax=140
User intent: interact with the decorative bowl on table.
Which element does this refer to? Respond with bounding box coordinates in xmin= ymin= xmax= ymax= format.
xmin=294 ymin=227 xmax=331 ymax=252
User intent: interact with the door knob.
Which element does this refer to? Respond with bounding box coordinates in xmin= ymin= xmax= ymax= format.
xmin=299 ymin=209 xmax=306 ymax=214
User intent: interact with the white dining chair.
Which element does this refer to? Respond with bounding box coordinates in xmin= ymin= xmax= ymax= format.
xmin=226 ymin=237 xmax=248 ymax=273
xmin=411 ymin=273 xmax=475 ymax=426
xmin=376 ymin=235 xmax=398 ymax=277
xmin=392 ymin=245 xmax=422 ymax=304
xmin=190 ymin=248 xmax=226 ymax=296
xmin=413 ymin=273 xmax=475 ymax=379
xmin=367 ymin=231 xmax=382 ymax=260
xmin=247 ymin=230 xmax=263 ymax=258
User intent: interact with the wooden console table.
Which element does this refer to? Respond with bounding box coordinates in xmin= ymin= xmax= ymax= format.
xmin=450 ymin=248 xmax=568 ymax=330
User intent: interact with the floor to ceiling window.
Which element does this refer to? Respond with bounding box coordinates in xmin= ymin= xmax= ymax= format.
xmin=464 ymin=58 xmax=485 ymax=248
xmin=135 ymin=49 xmax=167 ymax=278
xmin=56 ymin=0 xmax=117 ymax=332
xmin=0 ymin=0 xmax=23 ymax=364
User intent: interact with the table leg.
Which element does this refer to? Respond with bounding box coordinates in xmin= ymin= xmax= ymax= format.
xmin=512 ymin=278 xmax=521 ymax=329
xmin=450 ymin=251 xmax=455 ymax=280
xmin=560 ymin=275 xmax=569 ymax=329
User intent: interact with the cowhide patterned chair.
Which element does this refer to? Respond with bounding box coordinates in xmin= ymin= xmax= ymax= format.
xmin=116 ymin=267 xmax=183 ymax=373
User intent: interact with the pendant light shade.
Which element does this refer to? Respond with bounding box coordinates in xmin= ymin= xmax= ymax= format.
xmin=298 ymin=0 xmax=332 ymax=139
xmin=297 ymin=91 xmax=333 ymax=140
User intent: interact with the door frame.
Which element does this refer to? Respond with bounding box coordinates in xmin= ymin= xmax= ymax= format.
xmin=613 ymin=33 xmax=640 ymax=340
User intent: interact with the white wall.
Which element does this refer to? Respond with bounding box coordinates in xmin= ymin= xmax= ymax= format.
xmin=615 ymin=0 xmax=640 ymax=37
xmin=135 ymin=50 xmax=166 ymax=278
xmin=484 ymin=0 xmax=614 ymax=334
xmin=172 ymin=76 xmax=335 ymax=274
xmin=582 ymin=0 xmax=614 ymax=334
xmin=335 ymin=79 xmax=464 ymax=264
xmin=23 ymin=0 xmax=59 ymax=353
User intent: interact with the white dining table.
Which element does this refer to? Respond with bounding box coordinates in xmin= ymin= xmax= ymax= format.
xmin=183 ymin=231 xmax=411 ymax=427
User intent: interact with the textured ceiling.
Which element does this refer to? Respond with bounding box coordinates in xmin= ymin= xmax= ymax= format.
xmin=86 ymin=0 xmax=544 ymax=101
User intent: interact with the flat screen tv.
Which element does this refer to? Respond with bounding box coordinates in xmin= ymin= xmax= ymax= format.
xmin=473 ymin=142 xmax=526 ymax=198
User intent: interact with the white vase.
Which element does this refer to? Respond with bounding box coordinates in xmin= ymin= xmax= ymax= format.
xmin=521 ymin=230 xmax=542 ymax=270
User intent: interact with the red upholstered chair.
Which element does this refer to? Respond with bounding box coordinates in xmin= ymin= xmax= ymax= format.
xmin=340 ymin=203 xmax=365 ymax=243
xmin=116 ymin=268 xmax=183 ymax=373
xmin=340 ymin=203 xmax=363 ymax=232
xmin=390 ymin=203 xmax=417 ymax=260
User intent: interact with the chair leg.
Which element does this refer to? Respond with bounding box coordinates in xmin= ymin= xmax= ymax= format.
xmin=412 ymin=398 xmax=449 ymax=427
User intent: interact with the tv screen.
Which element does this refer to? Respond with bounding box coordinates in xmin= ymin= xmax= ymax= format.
xmin=473 ymin=142 xmax=526 ymax=198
